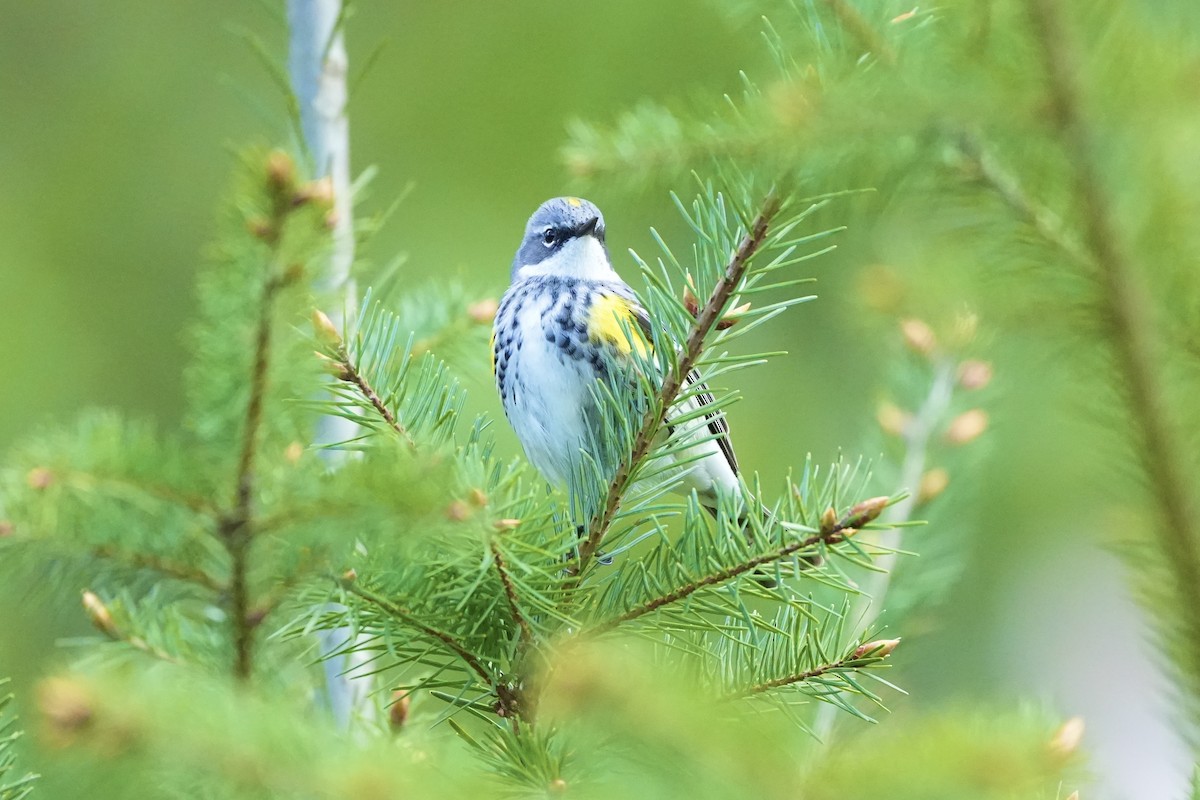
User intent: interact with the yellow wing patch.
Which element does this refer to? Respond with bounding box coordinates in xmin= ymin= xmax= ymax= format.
xmin=566 ymin=197 xmax=582 ymax=207
xmin=587 ymin=294 xmax=650 ymax=358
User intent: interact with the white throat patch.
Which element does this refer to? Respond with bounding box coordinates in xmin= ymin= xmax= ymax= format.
xmin=517 ymin=236 xmax=618 ymax=281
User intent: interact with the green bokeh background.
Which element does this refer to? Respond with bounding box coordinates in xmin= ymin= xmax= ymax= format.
xmin=0 ymin=2 xmax=1178 ymax=795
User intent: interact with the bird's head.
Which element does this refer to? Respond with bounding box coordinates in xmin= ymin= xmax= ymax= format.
xmin=511 ymin=197 xmax=614 ymax=282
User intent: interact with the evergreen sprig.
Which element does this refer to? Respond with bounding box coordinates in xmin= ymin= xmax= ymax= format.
xmin=0 ymin=680 xmax=36 ymax=800
xmin=292 ymin=171 xmax=904 ymax=747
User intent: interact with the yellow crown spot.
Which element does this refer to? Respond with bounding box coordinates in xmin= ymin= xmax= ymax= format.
xmin=587 ymin=294 xmax=650 ymax=358
xmin=566 ymin=197 xmax=582 ymax=207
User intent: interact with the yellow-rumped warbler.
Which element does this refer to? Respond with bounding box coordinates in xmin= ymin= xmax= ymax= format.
xmin=493 ymin=197 xmax=748 ymax=528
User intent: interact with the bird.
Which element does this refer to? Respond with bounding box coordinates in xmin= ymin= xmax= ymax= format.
xmin=492 ymin=197 xmax=784 ymax=579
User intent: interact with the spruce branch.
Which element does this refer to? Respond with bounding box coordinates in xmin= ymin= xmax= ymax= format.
xmin=571 ymin=190 xmax=783 ymax=579
xmin=80 ymin=590 xmax=185 ymax=666
xmin=57 ymin=470 xmax=216 ymax=516
xmin=219 ymin=152 xmax=308 ymax=681
xmin=491 ymin=538 xmax=534 ymax=649
xmin=220 ymin=264 xmax=283 ymax=681
xmin=729 ymin=638 xmax=898 ymax=699
xmin=338 ymin=579 xmax=532 ymax=722
xmin=0 ymin=679 xmax=37 ymax=800
xmin=338 ymin=580 xmax=501 ymax=691
xmin=89 ymin=546 xmax=224 ymax=594
xmin=1026 ymin=0 xmax=1200 ymax=688
xmin=321 ymin=343 xmax=417 ymax=448
xmin=819 ymin=0 xmax=897 ymax=66
xmin=584 ymin=517 xmax=858 ymax=637
xmin=952 ymin=131 xmax=1091 ymax=270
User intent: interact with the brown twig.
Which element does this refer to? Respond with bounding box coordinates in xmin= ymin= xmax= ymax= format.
xmin=490 ymin=539 xmax=533 ymax=648
xmin=731 ymin=655 xmax=857 ymax=699
xmin=820 ymin=0 xmax=898 ymax=66
xmin=338 ymin=579 xmax=526 ymax=717
xmin=339 ymin=357 xmax=417 ymax=449
xmin=219 ymin=268 xmax=280 ymax=681
xmin=570 ymin=191 xmax=783 ymax=580
xmin=218 ymin=156 xmax=301 ymax=681
xmin=1026 ymin=0 xmax=1200 ymax=670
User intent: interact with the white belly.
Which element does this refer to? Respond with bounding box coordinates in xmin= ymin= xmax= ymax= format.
xmin=503 ymin=299 xmax=598 ymax=488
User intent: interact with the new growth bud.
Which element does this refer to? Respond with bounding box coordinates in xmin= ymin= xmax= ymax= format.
xmin=918 ymin=468 xmax=949 ymax=504
xmin=1048 ymin=716 xmax=1085 ymax=759
xmin=841 ymin=496 xmax=890 ymax=529
xmin=493 ymin=519 xmax=521 ymax=531
xmin=467 ymin=298 xmax=499 ymax=324
xmin=246 ymin=216 xmax=274 ymax=241
xmin=388 ymin=690 xmax=411 ymax=731
xmin=946 ymin=409 xmax=988 ymax=445
xmin=683 ymin=273 xmax=700 ymax=318
xmin=81 ymin=590 xmax=118 ymax=639
xmin=958 ymin=359 xmax=993 ymax=391
xmin=900 ymin=318 xmax=937 ymax=356
xmin=715 ymin=301 xmax=752 ymax=330
xmin=314 ymin=351 xmax=352 ymax=381
xmin=293 ymin=176 xmax=334 ymax=208
xmin=445 ymin=500 xmax=471 ymax=522
xmin=877 ymin=402 xmax=911 ymax=437
xmin=265 ymin=150 xmax=296 ymax=194
xmin=284 ymin=441 xmax=304 ymax=464
xmin=27 ymin=467 xmax=54 ymax=490
xmin=852 ymin=638 xmax=900 ymax=659
xmin=38 ymin=677 xmax=94 ymax=744
xmin=312 ymin=309 xmax=342 ymax=347
xmin=819 ymin=507 xmax=838 ymax=535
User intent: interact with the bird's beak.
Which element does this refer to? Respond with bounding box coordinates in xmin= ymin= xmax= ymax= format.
xmin=578 ymin=216 xmax=600 ymax=238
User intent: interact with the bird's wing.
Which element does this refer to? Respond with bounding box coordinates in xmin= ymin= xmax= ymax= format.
xmin=623 ymin=302 xmax=740 ymax=478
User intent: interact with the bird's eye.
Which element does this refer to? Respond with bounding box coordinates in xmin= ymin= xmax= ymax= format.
xmin=541 ymin=228 xmax=556 ymax=247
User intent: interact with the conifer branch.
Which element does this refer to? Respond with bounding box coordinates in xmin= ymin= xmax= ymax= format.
xmin=80 ymin=591 xmax=186 ymax=666
xmin=820 ymin=0 xmax=897 ymax=66
xmin=221 ymin=271 xmax=278 ymax=681
xmin=585 ymin=521 xmax=853 ymax=636
xmin=89 ymin=546 xmax=224 ymax=594
xmin=336 ymin=354 xmax=417 ymax=449
xmin=339 ymin=580 xmax=498 ymax=689
xmin=219 ymin=156 xmax=297 ymax=681
xmin=571 ymin=191 xmax=783 ymax=579
xmin=952 ymin=131 xmax=1091 ymax=270
xmin=60 ymin=471 xmax=217 ymax=516
xmin=0 ymin=678 xmax=38 ymax=800
xmin=731 ymin=654 xmax=863 ymax=699
xmin=1026 ymin=0 xmax=1200 ymax=677
xmin=490 ymin=539 xmax=533 ymax=648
